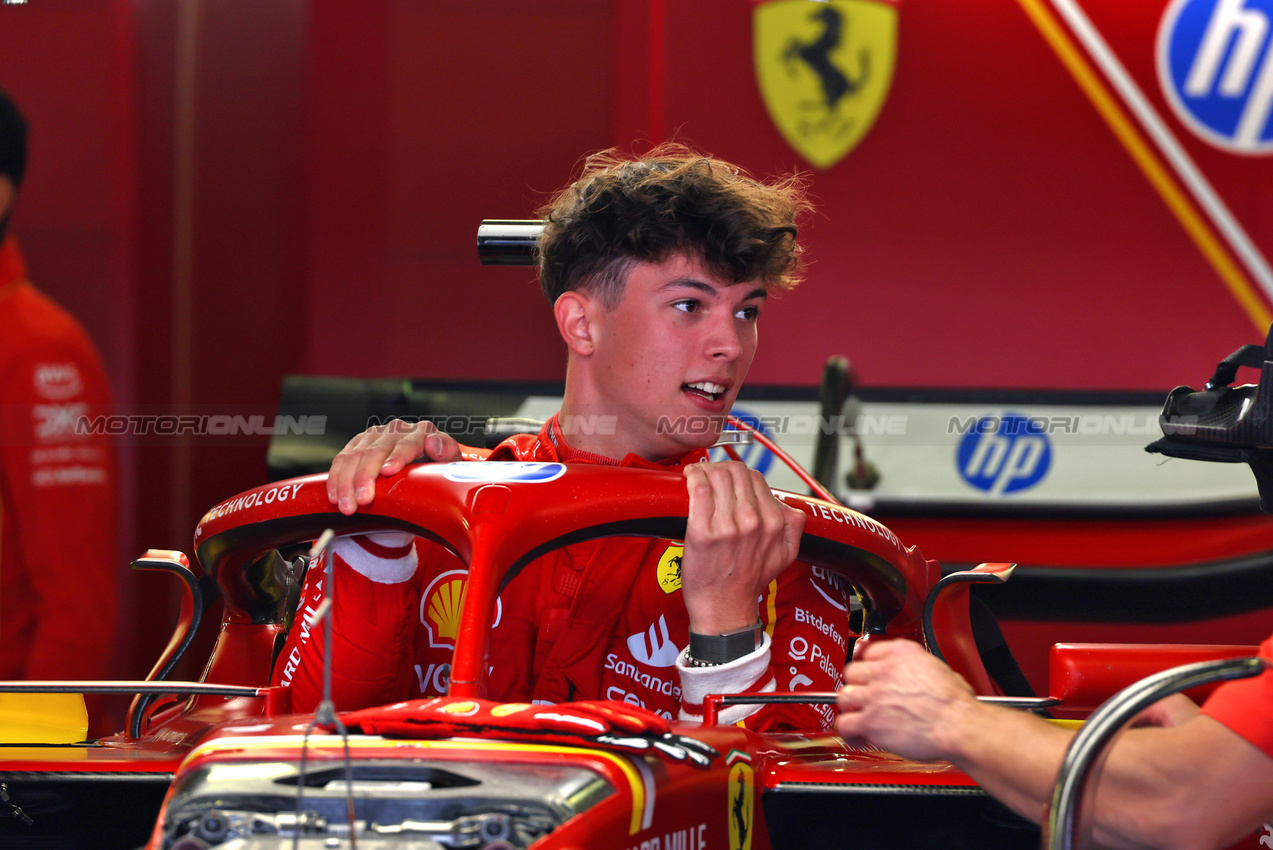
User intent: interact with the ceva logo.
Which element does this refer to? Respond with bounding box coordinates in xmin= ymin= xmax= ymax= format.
xmin=1158 ymin=0 xmax=1273 ymax=154
xmin=708 ymin=408 xmax=774 ymax=474
xmin=955 ymin=413 xmax=1051 ymax=496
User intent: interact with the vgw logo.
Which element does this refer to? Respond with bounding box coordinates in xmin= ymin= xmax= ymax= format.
xmin=955 ymin=413 xmax=1052 ymax=496
xmin=1159 ymin=0 xmax=1273 ymax=153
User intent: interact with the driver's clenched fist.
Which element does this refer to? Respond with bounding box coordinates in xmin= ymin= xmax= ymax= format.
xmin=680 ymin=461 xmax=806 ymax=635
xmin=327 ymin=419 xmax=461 ymax=515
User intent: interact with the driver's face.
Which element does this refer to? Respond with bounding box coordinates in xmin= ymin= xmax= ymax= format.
xmin=588 ymin=253 xmax=765 ymax=461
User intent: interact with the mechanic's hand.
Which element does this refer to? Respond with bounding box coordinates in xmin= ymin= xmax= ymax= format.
xmin=680 ymin=461 xmax=805 ymax=635
xmin=327 ymin=420 xmax=461 ymax=515
xmin=1131 ymin=693 xmax=1199 ymax=728
xmin=835 ymin=639 xmax=978 ymax=761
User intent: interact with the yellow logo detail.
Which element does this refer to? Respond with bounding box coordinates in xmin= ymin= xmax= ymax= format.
xmin=441 ymin=701 xmax=479 ymax=716
xmin=728 ymin=760 xmax=755 ymax=850
xmin=424 ymin=572 xmax=467 ymax=648
xmin=490 ymin=703 xmax=532 ymax=718
xmin=754 ymin=0 xmax=898 ymax=169
xmin=657 ymin=545 xmax=684 ymax=594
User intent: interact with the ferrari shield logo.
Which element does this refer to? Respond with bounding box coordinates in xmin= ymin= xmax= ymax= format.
xmin=754 ymin=0 xmax=899 ymax=169
xmin=657 ymin=544 xmax=684 ymax=594
xmin=727 ymin=760 xmax=755 ymax=850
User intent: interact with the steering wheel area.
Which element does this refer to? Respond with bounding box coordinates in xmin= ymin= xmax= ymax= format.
xmin=194 ymin=462 xmax=938 ymax=698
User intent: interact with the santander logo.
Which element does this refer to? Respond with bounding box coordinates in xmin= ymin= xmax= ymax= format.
xmin=626 ymin=615 xmax=681 ymax=668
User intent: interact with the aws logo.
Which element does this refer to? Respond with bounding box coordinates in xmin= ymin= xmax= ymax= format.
xmin=420 ymin=569 xmax=502 ymax=648
xmin=33 ymin=363 xmax=83 ymax=400
xmin=955 ymin=413 xmax=1052 ymax=496
xmin=1159 ymin=0 xmax=1273 ymax=153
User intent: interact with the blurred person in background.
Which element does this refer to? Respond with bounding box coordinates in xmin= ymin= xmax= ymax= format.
xmin=0 ymin=88 xmax=118 ymax=728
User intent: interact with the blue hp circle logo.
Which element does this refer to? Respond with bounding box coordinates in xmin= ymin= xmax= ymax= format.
xmin=1158 ymin=0 xmax=1273 ymax=153
xmin=956 ymin=414 xmax=1051 ymax=495
xmin=709 ymin=408 xmax=774 ymax=474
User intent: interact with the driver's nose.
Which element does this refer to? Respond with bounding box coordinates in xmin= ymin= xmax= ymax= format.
xmin=706 ymin=314 xmax=744 ymax=361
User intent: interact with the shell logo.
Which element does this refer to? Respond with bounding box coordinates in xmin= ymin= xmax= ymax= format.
xmin=420 ymin=569 xmax=502 ymax=648
xmin=440 ymin=701 xmax=480 ymax=716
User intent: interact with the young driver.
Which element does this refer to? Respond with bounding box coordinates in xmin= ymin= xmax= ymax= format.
xmin=277 ymin=147 xmax=853 ymax=729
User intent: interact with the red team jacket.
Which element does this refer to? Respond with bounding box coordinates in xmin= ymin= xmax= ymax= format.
xmin=276 ymin=416 xmax=853 ymax=730
xmin=0 ymin=235 xmax=117 ymax=681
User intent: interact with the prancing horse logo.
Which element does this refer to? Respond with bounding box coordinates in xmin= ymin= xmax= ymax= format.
xmin=754 ymin=0 xmax=899 ymax=170
xmin=785 ymin=5 xmax=869 ymax=112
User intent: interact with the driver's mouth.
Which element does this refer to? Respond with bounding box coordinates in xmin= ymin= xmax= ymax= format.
xmin=683 ymin=381 xmax=726 ymax=402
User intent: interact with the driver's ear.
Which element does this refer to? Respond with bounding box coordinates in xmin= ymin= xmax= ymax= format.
xmin=554 ymin=290 xmax=599 ymax=356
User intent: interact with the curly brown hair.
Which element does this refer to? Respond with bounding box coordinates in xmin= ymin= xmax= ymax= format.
xmin=536 ymin=144 xmax=810 ymax=307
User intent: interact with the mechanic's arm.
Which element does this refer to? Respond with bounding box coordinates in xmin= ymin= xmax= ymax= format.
xmin=327 ymin=420 xmax=462 ymax=515
xmin=836 ymin=640 xmax=1273 ymax=850
xmin=675 ymin=462 xmax=805 ymax=723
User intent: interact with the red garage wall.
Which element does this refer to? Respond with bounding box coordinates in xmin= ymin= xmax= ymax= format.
xmin=301 ymin=1 xmax=615 ymax=384
xmin=300 ymin=0 xmax=1273 ymax=393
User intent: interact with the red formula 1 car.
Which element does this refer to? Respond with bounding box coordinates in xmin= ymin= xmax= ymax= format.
xmin=0 ymin=439 xmax=1262 ymax=849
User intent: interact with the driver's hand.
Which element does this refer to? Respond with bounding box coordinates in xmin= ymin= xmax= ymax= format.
xmin=327 ymin=419 xmax=461 ymax=515
xmin=680 ymin=461 xmax=805 ymax=635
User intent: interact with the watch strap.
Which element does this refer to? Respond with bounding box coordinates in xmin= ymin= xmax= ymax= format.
xmin=687 ymin=622 xmax=763 ymax=665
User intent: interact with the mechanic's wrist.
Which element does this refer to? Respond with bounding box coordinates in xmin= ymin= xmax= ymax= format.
xmin=933 ymin=694 xmax=992 ymax=762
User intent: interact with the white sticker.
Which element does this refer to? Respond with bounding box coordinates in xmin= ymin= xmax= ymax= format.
xmin=440 ymin=462 xmax=566 ymax=483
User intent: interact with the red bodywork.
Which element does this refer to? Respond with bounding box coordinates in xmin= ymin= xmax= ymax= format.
xmin=0 ymin=463 xmax=1263 ymax=849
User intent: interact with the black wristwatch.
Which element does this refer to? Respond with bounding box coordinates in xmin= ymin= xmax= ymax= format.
xmin=686 ymin=622 xmax=764 ymax=666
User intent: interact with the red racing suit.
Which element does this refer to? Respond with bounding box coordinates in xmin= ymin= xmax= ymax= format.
xmin=0 ymin=235 xmax=117 ymax=681
xmin=276 ymin=416 xmax=853 ymax=730
xmin=1200 ymin=633 xmax=1273 ymax=758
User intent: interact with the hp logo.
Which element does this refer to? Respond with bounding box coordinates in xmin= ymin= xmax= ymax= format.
xmin=709 ymin=408 xmax=774 ymax=474
xmin=956 ymin=414 xmax=1051 ymax=496
xmin=1158 ymin=0 xmax=1273 ymax=153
